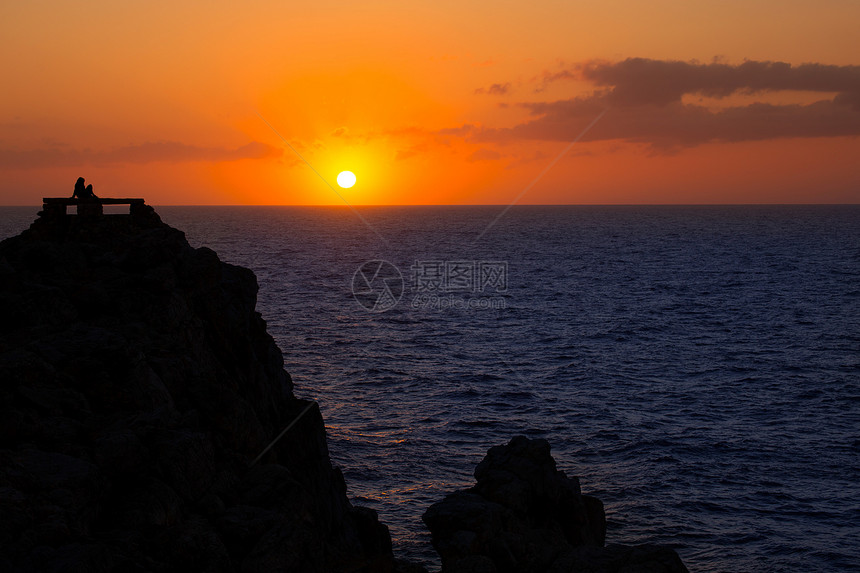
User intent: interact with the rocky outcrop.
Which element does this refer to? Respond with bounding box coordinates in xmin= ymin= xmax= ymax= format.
xmin=0 ymin=207 xmax=403 ymax=572
xmin=423 ymin=436 xmax=688 ymax=573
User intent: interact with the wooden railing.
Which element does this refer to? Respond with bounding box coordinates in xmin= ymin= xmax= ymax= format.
xmin=41 ymin=197 xmax=146 ymax=216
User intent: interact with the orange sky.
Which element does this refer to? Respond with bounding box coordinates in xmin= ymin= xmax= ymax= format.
xmin=1 ymin=0 xmax=859 ymax=205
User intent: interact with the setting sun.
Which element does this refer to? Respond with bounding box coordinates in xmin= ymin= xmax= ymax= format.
xmin=337 ymin=171 xmax=356 ymax=189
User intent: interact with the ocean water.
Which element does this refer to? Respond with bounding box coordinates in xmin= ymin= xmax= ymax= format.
xmin=2 ymin=205 xmax=858 ymax=571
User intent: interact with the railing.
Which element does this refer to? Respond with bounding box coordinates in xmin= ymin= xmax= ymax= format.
xmin=41 ymin=197 xmax=146 ymax=216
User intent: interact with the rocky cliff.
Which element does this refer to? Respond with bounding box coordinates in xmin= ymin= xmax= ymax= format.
xmin=0 ymin=206 xmax=399 ymax=572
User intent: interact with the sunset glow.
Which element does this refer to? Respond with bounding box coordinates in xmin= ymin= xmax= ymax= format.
xmin=1 ymin=1 xmax=858 ymax=205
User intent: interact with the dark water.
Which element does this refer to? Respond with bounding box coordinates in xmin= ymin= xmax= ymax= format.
xmin=3 ymin=205 xmax=859 ymax=571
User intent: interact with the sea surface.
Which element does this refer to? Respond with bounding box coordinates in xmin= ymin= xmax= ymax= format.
xmin=2 ymin=205 xmax=859 ymax=572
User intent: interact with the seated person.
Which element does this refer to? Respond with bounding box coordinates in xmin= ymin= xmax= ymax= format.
xmin=72 ymin=177 xmax=86 ymax=198
xmin=72 ymin=177 xmax=96 ymax=199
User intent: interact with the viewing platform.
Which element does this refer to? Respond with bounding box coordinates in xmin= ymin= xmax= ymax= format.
xmin=41 ymin=197 xmax=146 ymax=216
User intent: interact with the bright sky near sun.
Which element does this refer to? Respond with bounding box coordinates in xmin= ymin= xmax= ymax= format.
xmin=1 ymin=0 xmax=859 ymax=205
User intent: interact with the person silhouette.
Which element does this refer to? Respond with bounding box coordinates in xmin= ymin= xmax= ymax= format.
xmin=72 ymin=177 xmax=86 ymax=198
xmin=72 ymin=177 xmax=96 ymax=199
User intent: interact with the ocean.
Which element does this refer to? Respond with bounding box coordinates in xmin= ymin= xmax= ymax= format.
xmin=2 ymin=205 xmax=858 ymax=571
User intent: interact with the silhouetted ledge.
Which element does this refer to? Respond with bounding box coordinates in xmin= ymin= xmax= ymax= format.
xmin=0 ymin=205 xmax=421 ymax=572
xmin=423 ymin=437 xmax=689 ymax=572
xmin=41 ymin=197 xmax=147 ymax=216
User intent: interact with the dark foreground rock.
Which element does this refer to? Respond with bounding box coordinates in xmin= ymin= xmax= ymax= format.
xmin=423 ymin=436 xmax=688 ymax=573
xmin=0 ymin=207 xmax=413 ymax=572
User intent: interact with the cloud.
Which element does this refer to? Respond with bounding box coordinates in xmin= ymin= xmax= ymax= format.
xmin=484 ymin=97 xmax=860 ymax=149
xmin=579 ymin=58 xmax=860 ymax=107
xmin=466 ymin=148 xmax=502 ymax=162
xmin=475 ymin=82 xmax=512 ymax=95
xmin=0 ymin=140 xmax=282 ymax=169
xmin=466 ymin=58 xmax=860 ymax=149
xmin=534 ymin=68 xmax=579 ymax=92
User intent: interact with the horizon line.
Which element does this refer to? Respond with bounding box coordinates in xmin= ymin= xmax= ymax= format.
xmin=2 ymin=202 xmax=859 ymax=208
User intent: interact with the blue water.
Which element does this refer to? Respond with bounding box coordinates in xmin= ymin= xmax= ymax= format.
xmin=3 ymin=205 xmax=859 ymax=571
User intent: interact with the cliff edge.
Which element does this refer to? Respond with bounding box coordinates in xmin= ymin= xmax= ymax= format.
xmin=0 ymin=206 xmax=399 ymax=572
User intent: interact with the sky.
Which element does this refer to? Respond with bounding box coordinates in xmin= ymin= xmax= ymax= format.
xmin=1 ymin=0 xmax=859 ymax=205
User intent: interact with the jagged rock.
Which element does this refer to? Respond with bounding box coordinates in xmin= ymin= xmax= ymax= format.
xmin=423 ymin=436 xmax=687 ymax=573
xmin=0 ymin=206 xmax=402 ymax=572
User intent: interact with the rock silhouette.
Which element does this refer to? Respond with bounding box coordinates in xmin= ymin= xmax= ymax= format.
xmin=423 ymin=436 xmax=688 ymax=573
xmin=0 ymin=206 xmax=411 ymax=572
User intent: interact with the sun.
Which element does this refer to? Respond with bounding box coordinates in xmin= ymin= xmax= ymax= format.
xmin=337 ymin=171 xmax=357 ymax=188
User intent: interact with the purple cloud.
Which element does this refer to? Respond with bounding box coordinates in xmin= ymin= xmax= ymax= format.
xmin=465 ymin=59 xmax=860 ymax=149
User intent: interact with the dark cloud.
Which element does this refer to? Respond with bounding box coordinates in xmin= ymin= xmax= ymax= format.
xmin=0 ymin=140 xmax=282 ymax=169
xmin=579 ymin=58 xmax=860 ymax=107
xmin=534 ymin=68 xmax=578 ymax=92
xmin=481 ymin=97 xmax=860 ymax=148
xmin=475 ymin=83 xmax=512 ymax=95
xmin=467 ymin=59 xmax=860 ymax=149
